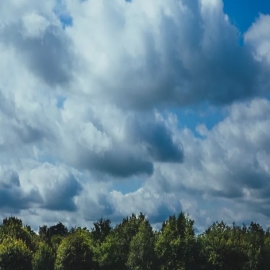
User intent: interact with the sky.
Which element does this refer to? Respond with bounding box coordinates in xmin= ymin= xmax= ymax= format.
xmin=0 ymin=0 xmax=270 ymax=231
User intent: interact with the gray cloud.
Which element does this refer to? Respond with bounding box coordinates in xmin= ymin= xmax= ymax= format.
xmin=42 ymin=174 xmax=82 ymax=211
xmin=93 ymin=152 xmax=153 ymax=177
xmin=1 ymin=20 xmax=74 ymax=86
xmin=0 ymin=0 xmax=270 ymax=230
xmin=0 ymin=169 xmax=20 ymax=189
xmin=82 ymin=193 xmax=115 ymax=221
xmin=0 ymin=89 xmax=53 ymax=152
xmin=65 ymin=0 xmax=270 ymax=109
xmin=76 ymin=148 xmax=154 ymax=177
xmin=245 ymin=14 xmax=270 ymax=64
xmin=0 ymin=169 xmax=41 ymax=211
xmin=137 ymin=98 xmax=270 ymax=226
xmin=58 ymin=110 xmax=183 ymax=177
xmin=28 ymin=163 xmax=82 ymax=212
xmin=0 ymin=165 xmax=82 ymax=213
xmin=129 ymin=116 xmax=184 ymax=162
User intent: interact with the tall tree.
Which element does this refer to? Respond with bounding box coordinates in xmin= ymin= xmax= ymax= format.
xmin=199 ymin=221 xmax=250 ymax=270
xmin=32 ymin=242 xmax=55 ymax=270
xmin=39 ymin=222 xmax=68 ymax=253
xmin=246 ymin=222 xmax=265 ymax=270
xmin=55 ymin=229 xmax=96 ymax=270
xmin=155 ymin=213 xmax=197 ymax=270
xmin=127 ymin=220 xmax=156 ymax=270
xmin=97 ymin=213 xmax=147 ymax=270
xmin=0 ymin=217 xmax=33 ymax=251
xmin=92 ymin=218 xmax=112 ymax=244
xmin=0 ymin=237 xmax=32 ymax=270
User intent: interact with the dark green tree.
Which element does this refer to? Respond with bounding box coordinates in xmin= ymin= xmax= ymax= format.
xmin=39 ymin=222 xmax=68 ymax=242
xmin=32 ymin=242 xmax=55 ymax=270
xmin=199 ymin=221 xmax=251 ymax=270
xmin=92 ymin=218 xmax=112 ymax=244
xmin=155 ymin=213 xmax=198 ymax=270
xmin=55 ymin=229 xmax=96 ymax=270
xmin=39 ymin=222 xmax=68 ymax=253
xmin=0 ymin=237 xmax=32 ymax=270
xmin=96 ymin=213 xmax=147 ymax=270
xmin=127 ymin=219 xmax=156 ymax=270
xmin=0 ymin=217 xmax=34 ymax=251
xmin=246 ymin=222 xmax=265 ymax=270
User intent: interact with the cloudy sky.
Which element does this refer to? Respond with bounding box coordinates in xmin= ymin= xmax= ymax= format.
xmin=0 ymin=0 xmax=270 ymax=231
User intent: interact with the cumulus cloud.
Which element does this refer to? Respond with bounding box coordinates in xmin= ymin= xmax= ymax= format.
xmin=0 ymin=162 xmax=82 ymax=214
xmin=27 ymin=163 xmax=82 ymax=211
xmin=0 ymin=0 xmax=270 ymax=229
xmin=54 ymin=101 xmax=183 ymax=177
xmin=1 ymin=22 xmax=74 ymax=86
xmin=94 ymin=98 xmax=270 ymax=228
xmin=64 ymin=0 xmax=269 ymax=108
xmin=245 ymin=14 xmax=270 ymax=63
xmin=0 ymin=168 xmax=41 ymax=212
xmin=128 ymin=113 xmax=184 ymax=162
xmin=146 ymin=98 xmax=270 ymax=226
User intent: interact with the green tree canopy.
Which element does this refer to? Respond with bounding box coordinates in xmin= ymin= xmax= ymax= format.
xmin=155 ymin=212 xmax=197 ymax=270
xmin=32 ymin=242 xmax=55 ymax=270
xmin=0 ymin=237 xmax=32 ymax=270
xmin=91 ymin=218 xmax=112 ymax=244
xmin=55 ymin=229 xmax=96 ymax=270
xmin=0 ymin=217 xmax=33 ymax=251
xmin=96 ymin=213 xmax=148 ymax=270
xmin=127 ymin=219 xmax=156 ymax=270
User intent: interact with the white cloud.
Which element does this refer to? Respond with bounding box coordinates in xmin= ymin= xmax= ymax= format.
xmin=63 ymin=0 xmax=268 ymax=108
xmin=0 ymin=0 xmax=270 ymax=230
xmin=26 ymin=163 xmax=82 ymax=211
xmin=138 ymin=98 xmax=270 ymax=227
xmin=245 ymin=14 xmax=270 ymax=63
xmin=22 ymin=13 xmax=50 ymax=38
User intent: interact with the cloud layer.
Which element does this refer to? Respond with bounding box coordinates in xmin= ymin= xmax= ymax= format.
xmin=0 ymin=0 xmax=270 ymax=229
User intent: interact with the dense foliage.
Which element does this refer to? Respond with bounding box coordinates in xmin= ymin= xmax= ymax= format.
xmin=1 ymin=214 xmax=270 ymax=269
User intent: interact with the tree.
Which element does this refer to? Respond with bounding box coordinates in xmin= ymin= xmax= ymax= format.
xmin=48 ymin=223 xmax=68 ymax=238
xmin=92 ymin=218 xmax=112 ymax=244
xmin=127 ymin=220 xmax=156 ymax=270
xmin=246 ymin=222 xmax=265 ymax=270
xmin=55 ymin=229 xmax=96 ymax=270
xmin=39 ymin=222 xmax=68 ymax=253
xmin=0 ymin=217 xmax=33 ymax=251
xmin=39 ymin=222 xmax=68 ymax=242
xmin=32 ymin=242 xmax=55 ymax=270
xmin=96 ymin=213 xmax=147 ymax=270
xmin=0 ymin=237 xmax=32 ymax=270
xmin=261 ymin=228 xmax=270 ymax=270
xmin=199 ymin=221 xmax=250 ymax=270
xmin=155 ymin=213 xmax=197 ymax=270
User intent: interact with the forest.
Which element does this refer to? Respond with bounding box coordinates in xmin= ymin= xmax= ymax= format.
xmin=0 ymin=213 xmax=270 ymax=270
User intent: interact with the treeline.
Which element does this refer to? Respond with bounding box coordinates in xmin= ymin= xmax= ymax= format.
xmin=0 ymin=213 xmax=270 ymax=269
